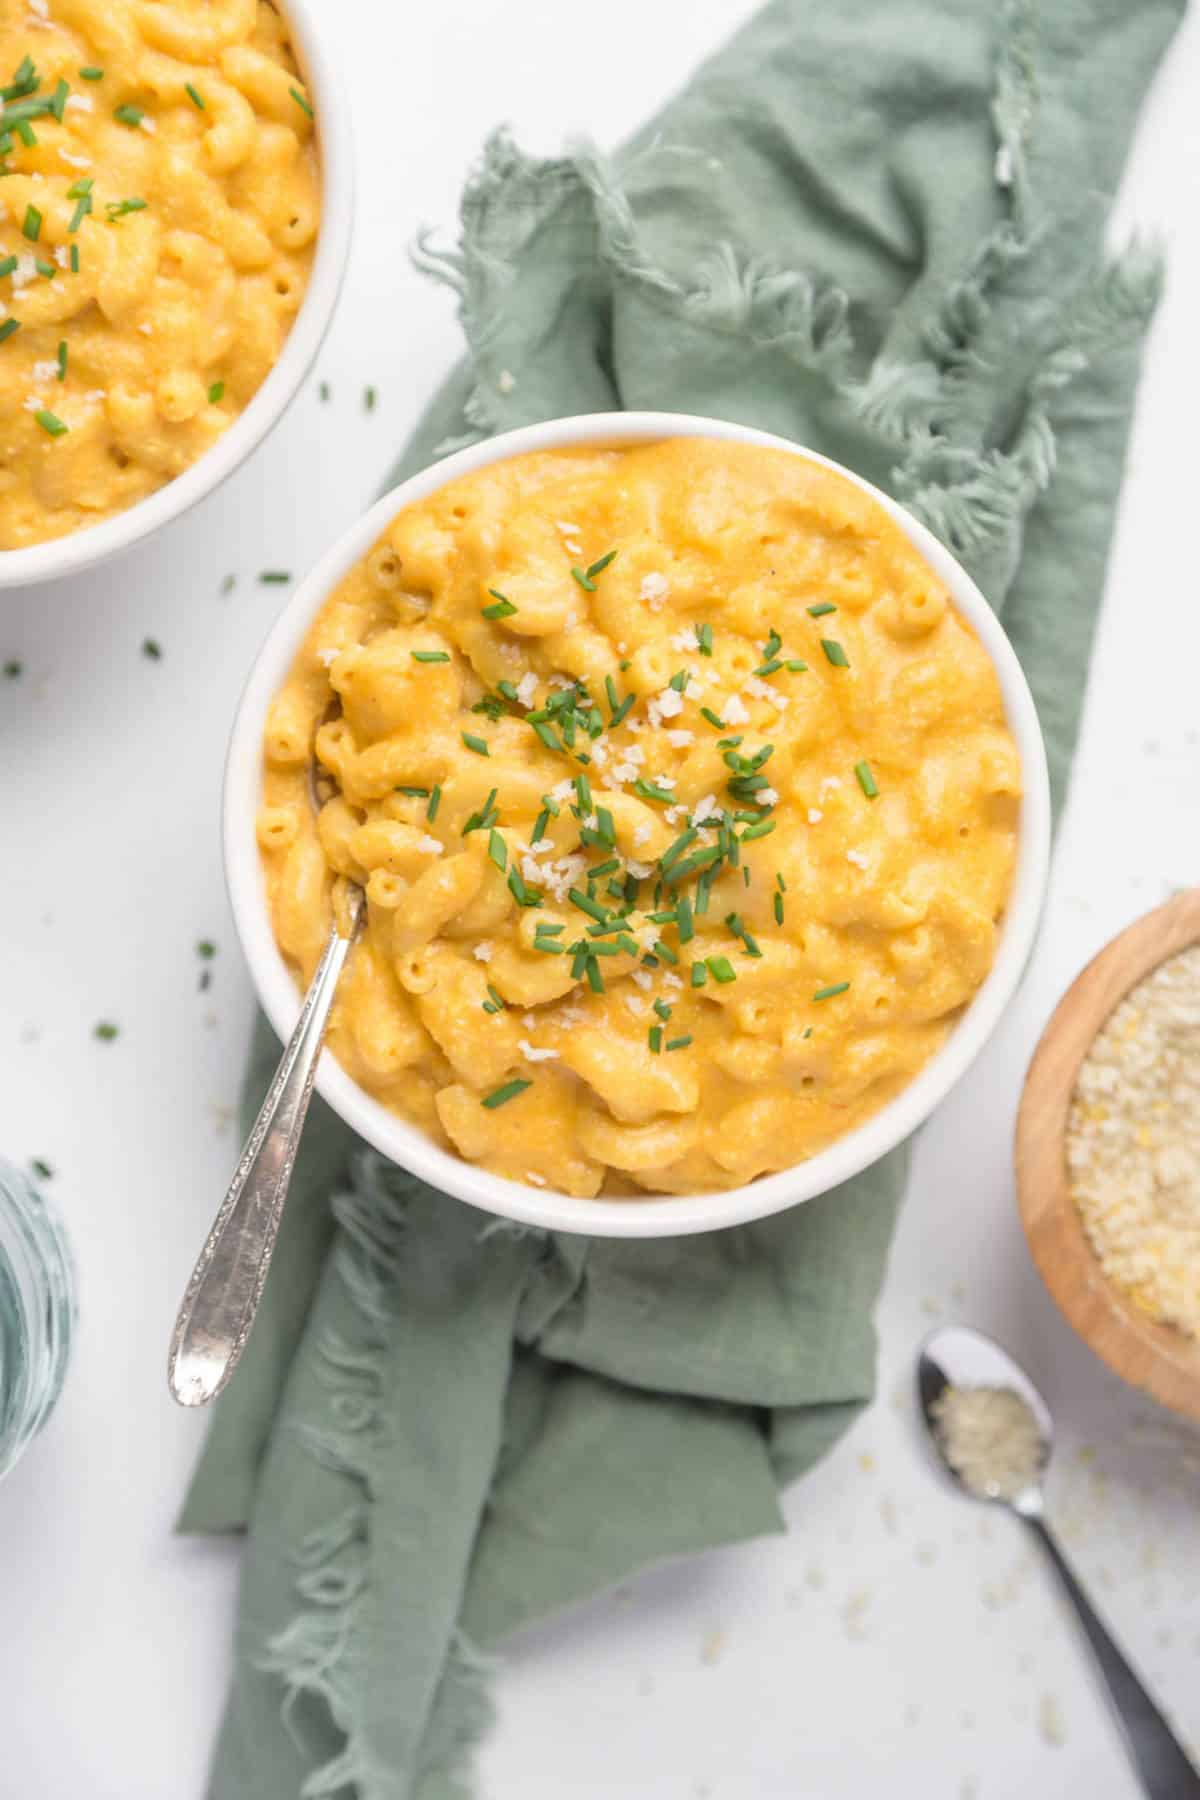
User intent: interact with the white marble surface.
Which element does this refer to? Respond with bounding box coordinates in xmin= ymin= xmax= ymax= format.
xmin=2 ymin=2 xmax=1200 ymax=1794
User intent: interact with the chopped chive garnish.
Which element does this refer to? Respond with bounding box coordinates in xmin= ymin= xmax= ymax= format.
xmin=648 ymin=1025 xmax=662 ymax=1054
xmin=700 ymin=707 xmax=725 ymax=730
xmin=289 ymin=86 xmax=313 ymax=118
xmin=30 ymin=1158 xmax=53 ymax=1180
xmin=821 ymin=638 xmax=849 ymax=668
xmin=785 ymin=659 xmax=808 ymax=672
xmin=79 ymin=66 xmax=104 ymax=81
xmin=774 ymin=891 xmax=784 ymax=925
xmin=427 ymin=785 xmax=442 ymax=823
xmin=482 ymin=589 xmax=517 ymax=620
xmin=412 ymin=649 xmax=450 ymax=663
xmin=660 ymin=827 xmax=698 ymax=872
xmin=534 ymin=922 xmax=565 ymax=936
xmin=482 ymin=983 xmax=506 ymax=1015
xmin=114 ymin=104 xmax=144 ymax=127
xmin=691 ymin=963 xmax=707 ymax=988
xmin=664 ymin=844 xmax=723 ymax=885
xmin=669 ymin=669 xmax=689 ymax=693
xmin=208 ymin=380 xmax=224 ymax=404
xmin=0 ymin=319 xmax=19 ymax=344
xmin=855 ymin=760 xmax=879 ymax=799
xmin=595 ymin=805 xmax=615 ymax=847
xmin=568 ymin=887 xmax=608 ymax=924
xmin=755 ymin=658 xmax=783 ymax=678
xmin=106 ymin=198 xmax=148 ymax=218
xmin=666 ymin=1035 xmax=692 ymax=1052
xmin=185 ymin=82 xmax=205 ymax=110
xmin=397 ymin=786 xmax=430 ymax=798
xmin=34 ymin=258 xmax=56 ymax=278
xmin=49 ymin=78 xmax=69 ymax=121
xmin=497 ymin=680 xmax=519 ymax=703
xmin=54 ymin=339 xmax=66 ymax=380
xmin=740 ymin=819 xmax=776 ymax=842
xmin=571 ymin=565 xmax=596 ymax=592
xmin=573 ymin=772 xmax=591 ymax=814
xmin=633 ymin=779 xmax=674 ymax=804
xmin=807 ymin=602 xmax=837 ymax=618
xmin=676 ymin=895 xmax=694 ymax=943
xmin=697 ymin=623 xmax=713 ymax=656
xmin=22 ymin=204 xmax=41 ymax=242
xmin=530 ymin=720 xmax=560 ymax=752
xmin=462 ymin=732 xmax=489 ymax=756
xmin=259 ymin=570 xmax=291 ymax=583
xmin=487 ymin=828 xmax=507 ymax=871
xmin=706 ymin=956 xmax=736 ymax=984
xmin=364 ymin=385 xmax=377 ymax=412
xmin=507 ymin=866 xmax=540 ymax=907
xmin=586 ymin=549 xmax=617 ymax=579
xmin=68 ymin=189 xmax=92 ymax=231
xmin=653 ymin=998 xmax=672 ymax=1021
xmin=762 ymin=629 xmax=782 ymax=661
xmin=482 ymin=1077 xmax=531 ymax=1109
xmin=3 ymin=658 xmax=22 ymax=677
xmin=0 ymin=256 xmax=17 ymax=278
xmin=69 ymin=244 xmax=79 ymax=272
xmin=652 ymin=939 xmax=678 ymax=964
xmin=141 ymin=637 xmax=161 ymax=660
xmin=93 ymin=1020 xmax=119 ymax=1041
xmin=813 ymin=982 xmax=850 ymax=1002
xmin=463 ymin=790 xmax=498 ymax=835
xmin=34 ymin=409 xmax=67 ymax=436
xmin=610 ymin=692 xmax=635 ymax=727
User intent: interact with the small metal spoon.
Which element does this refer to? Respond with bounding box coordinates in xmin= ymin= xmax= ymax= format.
xmin=918 ymin=1327 xmax=1200 ymax=1799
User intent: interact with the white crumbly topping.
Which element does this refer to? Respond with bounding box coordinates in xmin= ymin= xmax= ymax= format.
xmin=519 ymin=1040 xmax=558 ymax=1063
xmin=554 ymin=521 xmax=581 ymax=536
xmin=497 ymin=368 xmax=515 ymax=394
xmin=416 ymin=835 xmax=443 ymax=855
xmin=692 ymin=793 xmax=721 ymax=826
xmin=631 ymin=969 xmax=653 ymax=991
xmin=549 ymin=778 xmax=575 ymax=804
xmin=640 ymin=572 xmax=669 ymax=608
xmin=529 ymin=836 xmax=553 ymax=854
xmin=57 ymin=148 xmax=91 ymax=169
xmin=316 ymin=646 xmax=339 ymax=668
xmin=664 ymin=804 xmax=688 ymax=825
xmin=745 ymin=674 xmax=789 ymax=711
xmin=665 ymin=729 xmax=694 ymax=748
xmin=1067 ymin=944 xmax=1200 ymax=1337
xmin=472 ymin=942 xmax=493 ymax=963
xmin=722 ymin=693 xmax=750 ymax=725
xmin=632 ymin=822 xmax=652 ymax=847
xmin=31 ymin=361 xmax=58 ymax=383
xmin=757 ymin=787 xmax=779 ymax=807
xmin=623 ymin=994 xmax=646 ymax=1017
xmin=808 ymin=809 xmax=823 ymax=825
xmin=662 ymin=973 xmax=683 ymax=993
xmin=648 ymin=686 xmax=684 ymax=724
xmin=64 ymin=92 xmax=93 ymax=113
xmin=652 ymin=773 xmax=676 ymax=790
xmin=994 ymin=144 xmax=1014 ymax=189
xmin=846 ymin=849 xmax=869 ymax=870
xmin=525 ymin=1170 xmax=546 ymax=1186
xmin=931 ymin=1385 xmax=1043 ymax=1502
xmin=516 ymin=671 xmax=538 ymax=707
xmin=53 ymin=244 xmax=70 ymax=268
xmin=819 ymin=776 xmax=844 ymax=797
xmin=10 ymin=254 xmax=37 ymax=290
xmin=624 ymin=859 xmax=653 ymax=879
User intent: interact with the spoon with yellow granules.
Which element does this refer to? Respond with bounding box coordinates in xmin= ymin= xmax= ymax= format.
xmin=918 ymin=1327 xmax=1200 ymax=1799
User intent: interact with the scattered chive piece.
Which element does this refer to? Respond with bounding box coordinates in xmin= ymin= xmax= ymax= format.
xmin=30 ymin=1157 xmax=53 ymax=1180
xmin=482 ymin=588 xmax=516 ymax=620
xmin=530 ymin=720 xmax=560 ymax=752
xmin=319 ymin=380 xmax=330 ymax=401
xmin=141 ymin=637 xmax=161 ymax=660
xmin=813 ymin=982 xmax=850 ymax=1002
xmin=609 ymin=692 xmax=635 ymax=727
xmin=289 ymin=85 xmax=314 ymax=118
xmin=740 ymin=819 xmax=776 ymax=842
xmin=653 ymin=998 xmax=672 ymax=1022
xmin=3 ymin=658 xmax=22 ymax=677
xmin=697 ymin=622 xmax=713 ymax=656
xmin=56 ymin=340 xmax=67 ymax=380
xmin=364 ymin=385 xmax=377 ymax=412
xmin=93 ymin=1020 xmax=119 ymax=1041
xmin=69 ymin=244 xmax=79 ymax=272
xmin=0 ymin=256 xmax=17 ymax=278
xmin=34 ymin=259 xmax=57 ymax=279
xmin=22 ymin=204 xmax=41 ymax=242
xmin=676 ymin=894 xmax=694 ymax=944
xmin=652 ymin=940 xmax=678 ymax=965
xmin=0 ymin=319 xmax=19 ymax=345
xmin=585 ymin=549 xmax=617 ymax=579
xmin=196 ymin=939 xmax=216 ymax=959
xmin=79 ymin=66 xmax=104 ymax=80
xmin=49 ymin=78 xmax=69 ymax=121
xmin=220 ymin=574 xmax=235 ymax=596
xmin=666 ymin=1035 xmax=692 ymax=1052
xmin=427 ymin=785 xmax=442 ymax=823
xmin=755 ymin=658 xmax=783 ymax=678
xmin=106 ymin=197 xmax=148 ymax=219
xmin=821 ymin=638 xmax=849 ymax=668
xmin=648 ymin=1025 xmax=662 ymax=1054
xmin=35 ymin=410 xmax=67 ymax=437
xmin=573 ymin=771 xmax=591 ymax=814
xmin=208 ymin=380 xmax=224 ymax=404
xmin=785 ymin=659 xmax=808 ymax=672
xmin=568 ymin=887 xmax=608 ymax=924
xmin=669 ymin=668 xmax=689 ymax=693
xmin=700 ymin=707 xmax=725 ymax=730
xmin=482 ymin=983 xmax=506 ymax=1015
xmin=497 ymin=680 xmax=519 ymax=703
xmin=706 ymin=956 xmax=736 ymax=985
xmin=185 ymin=82 xmax=205 ymax=109
xmin=855 ymin=760 xmax=879 ymax=799
xmin=633 ymin=779 xmax=675 ymax=805
xmin=114 ymin=104 xmax=144 ymax=127
xmin=487 ymin=828 xmax=507 ymax=872
xmin=462 ymin=731 xmax=489 ymax=757
xmin=595 ymin=805 xmax=615 ymax=847
xmin=807 ymin=602 xmax=838 ymax=618
xmin=397 ymin=786 xmax=429 ymax=798
xmin=571 ymin=566 xmax=596 ymax=592
xmin=482 ymin=1077 xmax=531 ymax=1110
xmin=259 ymin=570 xmax=291 ymax=584
xmin=691 ymin=963 xmax=707 ymax=988
xmin=411 ymin=649 xmax=450 ymax=663
xmin=774 ymin=891 xmax=784 ymax=925
xmin=534 ymin=922 xmax=565 ymax=937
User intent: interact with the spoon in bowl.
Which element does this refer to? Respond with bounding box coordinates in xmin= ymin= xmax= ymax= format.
xmin=168 ymin=732 xmax=363 ymax=1407
xmin=917 ymin=1326 xmax=1200 ymax=1798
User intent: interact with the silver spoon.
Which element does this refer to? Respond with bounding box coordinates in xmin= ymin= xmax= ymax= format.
xmin=918 ymin=1326 xmax=1200 ymax=1799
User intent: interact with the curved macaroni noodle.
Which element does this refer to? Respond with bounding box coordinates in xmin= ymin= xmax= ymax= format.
xmin=259 ymin=440 xmax=1021 ymax=1198
xmin=0 ymin=0 xmax=317 ymax=548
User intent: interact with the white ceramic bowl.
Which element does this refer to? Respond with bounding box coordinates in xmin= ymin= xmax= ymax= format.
xmin=0 ymin=0 xmax=353 ymax=591
xmin=225 ymin=412 xmax=1052 ymax=1238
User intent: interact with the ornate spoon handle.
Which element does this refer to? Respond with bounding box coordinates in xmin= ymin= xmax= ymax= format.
xmin=168 ymin=891 xmax=361 ymax=1407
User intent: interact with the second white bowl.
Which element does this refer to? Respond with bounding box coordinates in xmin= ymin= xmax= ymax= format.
xmin=223 ymin=412 xmax=1052 ymax=1238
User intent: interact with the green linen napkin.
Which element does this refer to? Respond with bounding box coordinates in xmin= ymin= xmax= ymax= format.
xmin=180 ymin=1 xmax=1181 ymax=1793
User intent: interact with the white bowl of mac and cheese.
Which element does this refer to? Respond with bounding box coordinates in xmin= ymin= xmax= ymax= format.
xmin=224 ymin=413 xmax=1051 ymax=1239
xmin=0 ymin=0 xmax=352 ymax=586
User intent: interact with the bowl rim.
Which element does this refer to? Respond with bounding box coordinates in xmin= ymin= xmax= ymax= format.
xmin=0 ymin=0 xmax=354 ymax=590
xmin=223 ymin=410 xmax=1053 ymax=1238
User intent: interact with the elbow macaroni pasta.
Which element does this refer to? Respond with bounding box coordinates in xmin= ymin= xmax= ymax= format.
xmin=259 ymin=439 xmax=1021 ymax=1199
xmin=0 ymin=0 xmax=318 ymax=549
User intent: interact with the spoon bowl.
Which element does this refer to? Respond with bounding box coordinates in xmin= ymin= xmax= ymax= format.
xmin=917 ymin=1325 xmax=1052 ymax=1516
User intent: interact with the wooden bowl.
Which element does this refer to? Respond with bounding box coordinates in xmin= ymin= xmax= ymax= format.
xmin=1015 ymin=889 xmax=1200 ymax=1423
